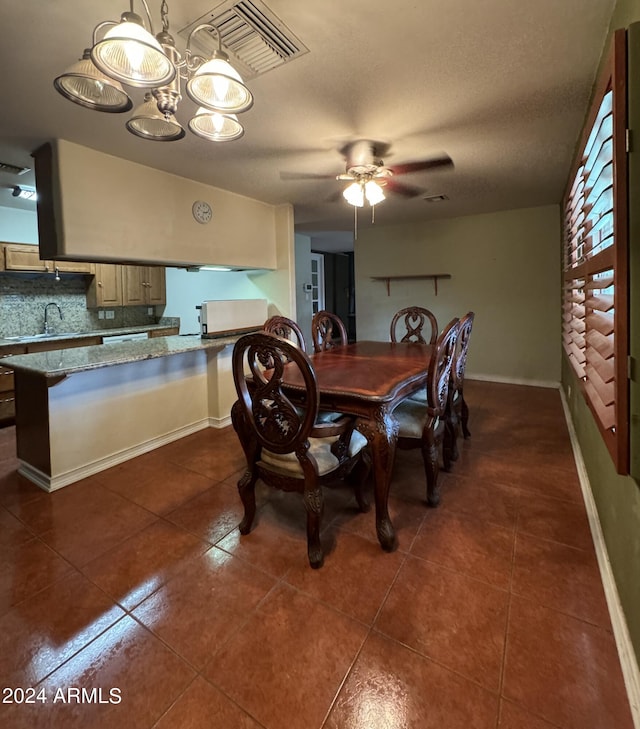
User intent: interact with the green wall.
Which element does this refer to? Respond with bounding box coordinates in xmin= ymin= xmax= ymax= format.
xmin=355 ymin=204 xmax=561 ymax=384
xmin=561 ymin=0 xmax=640 ymax=661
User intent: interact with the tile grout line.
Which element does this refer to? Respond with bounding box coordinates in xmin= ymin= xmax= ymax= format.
xmin=319 ymin=547 xmax=412 ymax=729
xmin=559 ymin=388 xmax=640 ymax=729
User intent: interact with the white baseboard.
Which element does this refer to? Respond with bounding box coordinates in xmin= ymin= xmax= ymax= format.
xmin=20 ymin=418 xmax=211 ymax=492
xmin=466 ymin=372 xmax=560 ymax=389
xmin=209 ymin=415 xmax=232 ymax=429
xmin=560 ymin=388 xmax=640 ymax=728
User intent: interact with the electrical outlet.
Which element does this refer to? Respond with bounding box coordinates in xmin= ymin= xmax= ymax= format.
xmin=147 ymin=307 xmax=153 ymax=315
xmin=98 ymin=310 xmax=104 ymax=320
xmin=106 ymin=310 xmax=115 ymax=320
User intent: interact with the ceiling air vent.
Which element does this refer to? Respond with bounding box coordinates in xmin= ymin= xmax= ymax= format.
xmin=0 ymin=161 xmax=30 ymax=176
xmin=178 ymin=0 xmax=308 ymax=79
xmin=423 ymin=194 xmax=449 ymax=203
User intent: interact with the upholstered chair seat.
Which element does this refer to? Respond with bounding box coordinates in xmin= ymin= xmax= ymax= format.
xmin=260 ymin=431 xmax=368 ymax=476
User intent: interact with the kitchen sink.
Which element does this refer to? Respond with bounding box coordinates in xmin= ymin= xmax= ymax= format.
xmin=5 ymin=332 xmax=77 ymax=342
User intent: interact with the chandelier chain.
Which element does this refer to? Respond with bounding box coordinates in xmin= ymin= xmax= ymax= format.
xmin=160 ymin=0 xmax=169 ymax=33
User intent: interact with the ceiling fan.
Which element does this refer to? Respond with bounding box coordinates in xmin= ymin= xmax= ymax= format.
xmin=280 ymin=139 xmax=454 ymax=204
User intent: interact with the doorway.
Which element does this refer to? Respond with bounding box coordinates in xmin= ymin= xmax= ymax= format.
xmin=310 ymin=252 xmax=325 ymax=315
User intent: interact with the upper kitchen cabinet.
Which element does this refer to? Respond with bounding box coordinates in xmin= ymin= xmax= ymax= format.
xmin=86 ymin=263 xmax=123 ymax=308
xmin=86 ymin=263 xmax=166 ymax=308
xmin=3 ymin=243 xmax=48 ymax=272
xmin=1 ymin=242 xmax=93 ymax=273
xmin=33 ymin=140 xmax=286 ymax=270
xmin=122 ymin=266 xmax=166 ymax=306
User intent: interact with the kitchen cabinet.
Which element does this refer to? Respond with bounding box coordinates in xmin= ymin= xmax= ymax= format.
xmin=1 ymin=243 xmax=93 ymax=274
xmin=3 ymin=244 xmax=46 ymax=272
xmin=25 ymin=336 xmax=102 ymax=354
xmin=86 ymin=263 xmax=123 ymax=307
xmin=122 ymin=266 xmax=166 ymax=306
xmin=0 ymin=345 xmax=27 ymax=424
xmin=149 ymin=326 xmax=179 ymax=337
xmin=49 ymin=260 xmax=93 ymax=274
xmin=86 ymin=264 xmax=166 ymax=308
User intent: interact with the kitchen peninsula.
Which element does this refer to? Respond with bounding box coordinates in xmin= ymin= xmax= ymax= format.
xmin=3 ymin=334 xmax=240 ymax=492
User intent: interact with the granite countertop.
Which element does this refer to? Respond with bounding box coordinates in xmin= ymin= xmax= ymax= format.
xmin=2 ymin=334 xmax=239 ymax=379
xmin=0 ymin=323 xmax=179 ymax=348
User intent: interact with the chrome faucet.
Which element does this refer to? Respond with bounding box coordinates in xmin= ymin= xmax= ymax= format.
xmin=44 ymin=302 xmax=63 ymax=335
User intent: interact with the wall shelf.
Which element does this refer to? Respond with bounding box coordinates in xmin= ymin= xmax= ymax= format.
xmin=370 ymin=274 xmax=452 ymax=296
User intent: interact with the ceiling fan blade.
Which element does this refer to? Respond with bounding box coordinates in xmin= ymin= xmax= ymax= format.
xmin=388 ymin=155 xmax=453 ymax=176
xmin=385 ymin=178 xmax=425 ymax=198
xmin=280 ymin=171 xmax=337 ymax=181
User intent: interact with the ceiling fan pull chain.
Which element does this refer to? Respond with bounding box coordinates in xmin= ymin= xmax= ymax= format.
xmin=354 ymin=204 xmax=358 ymax=240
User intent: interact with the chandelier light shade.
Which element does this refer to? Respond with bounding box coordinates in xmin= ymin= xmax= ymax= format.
xmin=53 ymin=49 xmax=133 ymax=112
xmin=91 ymin=12 xmax=175 ymax=88
xmin=185 ymin=51 xmax=253 ymax=114
xmin=189 ymin=109 xmax=244 ymax=142
xmin=126 ymin=92 xmax=185 ymax=141
xmin=53 ymin=2 xmax=252 ymax=143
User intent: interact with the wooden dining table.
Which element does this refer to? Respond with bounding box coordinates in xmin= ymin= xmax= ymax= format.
xmin=282 ymin=340 xmax=433 ymax=551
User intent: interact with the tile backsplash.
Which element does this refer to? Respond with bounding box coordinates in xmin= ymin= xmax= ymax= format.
xmin=0 ymin=272 xmax=159 ymax=337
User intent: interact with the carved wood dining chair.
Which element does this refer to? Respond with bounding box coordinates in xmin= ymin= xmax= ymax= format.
xmin=231 ymin=331 xmax=369 ymax=568
xmin=444 ymin=311 xmax=475 ymax=465
xmin=311 ymin=310 xmax=348 ymax=353
xmin=263 ymin=315 xmax=306 ymax=351
xmin=393 ymin=318 xmax=459 ymax=507
xmin=390 ymin=306 xmax=438 ymax=345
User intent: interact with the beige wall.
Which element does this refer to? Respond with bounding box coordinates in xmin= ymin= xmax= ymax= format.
xmin=44 ymin=139 xmax=281 ymax=269
xmin=355 ymin=204 xmax=561 ymax=384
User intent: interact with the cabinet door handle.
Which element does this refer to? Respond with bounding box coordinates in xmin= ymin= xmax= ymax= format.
xmin=0 ymin=396 xmax=15 ymax=404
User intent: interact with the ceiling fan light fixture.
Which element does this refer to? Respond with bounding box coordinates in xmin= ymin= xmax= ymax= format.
xmin=91 ymin=11 xmax=175 ymax=88
xmin=126 ymin=92 xmax=185 ymax=141
xmin=343 ymin=181 xmax=364 ymax=207
xmin=364 ymin=179 xmax=385 ymax=205
xmin=54 ymin=49 xmax=133 ymax=112
xmin=186 ymin=51 xmax=253 ymax=114
xmin=188 ymin=108 xmax=244 ymax=142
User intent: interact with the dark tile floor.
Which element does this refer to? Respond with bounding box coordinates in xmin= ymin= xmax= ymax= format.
xmin=0 ymin=381 xmax=634 ymax=728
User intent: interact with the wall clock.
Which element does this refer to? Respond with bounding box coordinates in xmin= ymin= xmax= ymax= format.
xmin=192 ymin=200 xmax=212 ymax=224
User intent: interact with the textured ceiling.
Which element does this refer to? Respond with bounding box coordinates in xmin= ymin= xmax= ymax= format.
xmin=0 ymin=0 xmax=615 ymax=249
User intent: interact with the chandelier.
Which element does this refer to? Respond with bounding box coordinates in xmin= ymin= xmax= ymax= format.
xmin=54 ymin=0 xmax=252 ymax=142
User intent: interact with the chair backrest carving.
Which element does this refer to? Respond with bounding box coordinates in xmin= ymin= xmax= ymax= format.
xmin=232 ymin=332 xmax=319 ymax=456
xmin=390 ymin=306 xmax=438 ymax=345
xmin=311 ymin=310 xmax=348 ymax=352
xmin=451 ymin=311 xmax=475 ymax=391
xmin=427 ymin=318 xmax=459 ymax=418
xmin=263 ymin=316 xmax=306 ymax=352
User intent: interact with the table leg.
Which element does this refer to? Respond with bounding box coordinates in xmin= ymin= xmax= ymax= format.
xmin=357 ymin=408 xmax=398 ymax=551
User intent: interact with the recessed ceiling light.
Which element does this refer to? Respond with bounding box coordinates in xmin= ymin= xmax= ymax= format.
xmin=10 ymin=185 xmax=37 ymax=200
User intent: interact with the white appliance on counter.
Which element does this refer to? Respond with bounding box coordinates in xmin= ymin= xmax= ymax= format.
xmin=198 ymin=299 xmax=268 ymax=338
xmin=102 ymin=332 xmax=150 ymax=344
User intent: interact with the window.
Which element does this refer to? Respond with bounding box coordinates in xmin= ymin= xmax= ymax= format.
xmin=562 ymin=29 xmax=629 ymax=474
